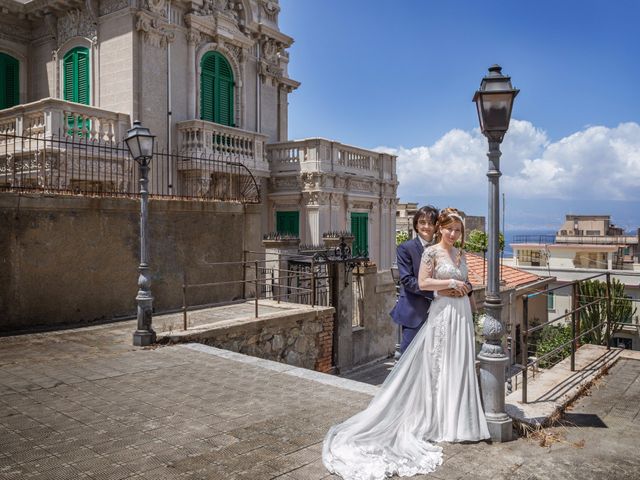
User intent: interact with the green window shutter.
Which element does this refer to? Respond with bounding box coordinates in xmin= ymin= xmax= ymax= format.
xmin=0 ymin=53 xmax=20 ymax=109
xmin=63 ymin=47 xmax=90 ymax=104
xmin=200 ymin=51 xmax=234 ymax=126
xmin=351 ymin=213 xmax=368 ymax=256
xmin=63 ymin=52 xmax=74 ymax=102
xmin=200 ymin=53 xmax=216 ymax=122
xmin=276 ymin=211 xmax=299 ymax=237
xmin=76 ymin=49 xmax=90 ymax=105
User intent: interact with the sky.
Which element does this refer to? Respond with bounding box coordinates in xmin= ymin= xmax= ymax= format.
xmin=278 ymin=0 xmax=640 ymax=232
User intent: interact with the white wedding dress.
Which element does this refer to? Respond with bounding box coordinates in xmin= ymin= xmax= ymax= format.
xmin=322 ymin=246 xmax=490 ymax=480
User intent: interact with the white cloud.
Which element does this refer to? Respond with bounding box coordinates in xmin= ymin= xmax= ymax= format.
xmin=377 ymin=121 xmax=640 ymax=203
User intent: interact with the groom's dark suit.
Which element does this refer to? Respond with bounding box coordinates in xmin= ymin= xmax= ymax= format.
xmin=390 ymin=236 xmax=433 ymax=353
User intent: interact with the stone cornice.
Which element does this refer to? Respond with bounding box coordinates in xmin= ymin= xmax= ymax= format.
xmin=184 ymin=11 xmax=253 ymax=48
xmin=136 ymin=9 xmax=176 ymax=48
xmin=257 ymin=22 xmax=292 ymax=47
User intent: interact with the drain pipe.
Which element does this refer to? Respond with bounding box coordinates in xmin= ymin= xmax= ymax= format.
xmin=166 ymin=0 xmax=174 ymax=194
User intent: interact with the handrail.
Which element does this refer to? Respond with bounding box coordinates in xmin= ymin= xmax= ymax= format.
xmin=181 ymin=258 xmax=327 ymax=330
xmin=514 ymin=271 xmax=637 ymax=403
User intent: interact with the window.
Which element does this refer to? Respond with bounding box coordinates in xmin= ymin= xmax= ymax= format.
xmin=200 ymin=51 xmax=234 ymax=126
xmin=351 ymin=212 xmax=368 ymax=256
xmin=0 ymin=52 xmax=19 ymax=109
xmin=63 ymin=47 xmax=90 ymax=135
xmin=276 ymin=211 xmax=299 ymax=237
xmin=63 ymin=47 xmax=90 ymax=105
xmin=547 ymin=291 xmax=555 ymax=311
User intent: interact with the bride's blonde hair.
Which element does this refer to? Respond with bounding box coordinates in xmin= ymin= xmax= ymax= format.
xmin=434 ymin=207 xmax=465 ymax=248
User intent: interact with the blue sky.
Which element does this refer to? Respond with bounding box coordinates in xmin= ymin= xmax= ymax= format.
xmin=279 ymin=0 xmax=640 ymax=231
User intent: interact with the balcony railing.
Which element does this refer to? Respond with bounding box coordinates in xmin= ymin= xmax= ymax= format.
xmin=266 ymin=138 xmax=397 ymax=181
xmin=513 ymin=234 xmax=638 ymax=246
xmin=177 ymin=120 xmax=269 ymax=175
xmin=0 ymin=97 xmax=130 ymax=143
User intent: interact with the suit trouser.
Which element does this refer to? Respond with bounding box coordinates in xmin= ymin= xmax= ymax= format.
xmin=400 ymin=323 xmax=424 ymax=354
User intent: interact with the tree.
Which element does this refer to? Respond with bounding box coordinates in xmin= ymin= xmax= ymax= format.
xmin=578 ymin=278 xmax=636 ymax=345
xmin=396 ymin=230 xmax=410 ymax=246
xmin=464 ymin=229 xmax=504 ymax=253
xmin=534 ymin=324 xmax=573 ymax=368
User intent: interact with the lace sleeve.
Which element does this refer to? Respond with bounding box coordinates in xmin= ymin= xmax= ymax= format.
xmin=460 ymin=250 xmax=469 ymax=282
xmin=420 ymin=246 xmax=436 ymax=279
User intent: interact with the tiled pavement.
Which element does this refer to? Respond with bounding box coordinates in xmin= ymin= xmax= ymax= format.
xmin=1 ymin=320 xmax=640 ymax=479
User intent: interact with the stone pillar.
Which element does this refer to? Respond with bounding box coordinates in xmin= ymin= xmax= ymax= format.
xmin=323 ymin=235 xmax=355 ymax=373
xmin=186 ymin=31 xmax=200 ymax=120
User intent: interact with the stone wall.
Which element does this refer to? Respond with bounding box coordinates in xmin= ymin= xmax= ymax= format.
xmin=159 ymin=305 xmax=335 ymax=373
xmin=0 ymin=193 xmax=262 ymax=332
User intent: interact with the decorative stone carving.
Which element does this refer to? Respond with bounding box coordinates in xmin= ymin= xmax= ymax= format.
xmin=197 ymin=0 xmax=239 ymax=20
xmin=58 ymin=9 xmax=98 ymax=46
xmin=137 ymin=12 xmax=175 ymax=48
xmin=303 ymin=191 xmax=329 ymax=206
xmin=100 ymin=0 xmax=129 ymax=16
xmin=146 ymin=0 xmax=167 ymax=16
xmin=186 ymin=30 xmax=202 ymax=46
xmin=224 ymin=41 xmax=243 ymax=63
xmin=261 ymin=0 xmax=280 ymax=17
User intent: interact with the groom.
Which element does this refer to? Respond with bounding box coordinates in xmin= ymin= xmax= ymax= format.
xmin=390 ymin=205 xmax=469 ymax=354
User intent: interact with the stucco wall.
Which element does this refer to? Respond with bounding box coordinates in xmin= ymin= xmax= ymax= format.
xmin=0 ymin=193 xmax=262 ymax=331
xmin=352 ymin=267 xmax=398 ymax=366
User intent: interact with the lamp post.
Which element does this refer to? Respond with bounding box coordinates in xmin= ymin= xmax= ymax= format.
xmin=472 ymin=64 xmax=519 ymax=442
xmin=125 ymin=120 xmax=157 ymax=347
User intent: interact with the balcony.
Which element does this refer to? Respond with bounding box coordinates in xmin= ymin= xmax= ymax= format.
xmin=0 ymin=97 xmax=130 ymax=143
xmin=266 ymin=138 xmax=397 ymax=182
xmin=0 ymin=98 xmax=131 ymax=195
xmin=176 ymin=120 xmax=269 ymax=177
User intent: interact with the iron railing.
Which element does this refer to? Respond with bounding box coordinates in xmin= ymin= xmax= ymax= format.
xmin=507 ymin=272 xmax=640 ymax=403
xmin=0 ymin=132 xmax=260 ymax=203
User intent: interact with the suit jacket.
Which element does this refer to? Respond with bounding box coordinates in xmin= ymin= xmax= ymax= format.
xmin=390 ymin=237 xmax=433 ymax=328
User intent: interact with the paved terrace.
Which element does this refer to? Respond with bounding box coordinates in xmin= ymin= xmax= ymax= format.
xmin=1 ymin=313 xmax=640 ymax=479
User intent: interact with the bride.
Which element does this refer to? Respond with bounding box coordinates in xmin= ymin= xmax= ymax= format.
xmin=322 ymin=208 xmax=489 ymax=480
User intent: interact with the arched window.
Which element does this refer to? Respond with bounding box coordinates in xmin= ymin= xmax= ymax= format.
xmin=0 ymin=52 xmax=19 ymax=109
xmin=200 ymin=51 xmax=234 ymax=127
xmin=63 ymin=47 xmax=90 ymax=105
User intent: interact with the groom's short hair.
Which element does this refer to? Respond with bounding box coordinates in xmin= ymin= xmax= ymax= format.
xmin=413 ymin=205 xmax=439 ymax=233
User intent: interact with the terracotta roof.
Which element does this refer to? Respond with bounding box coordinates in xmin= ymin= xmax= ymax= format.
xmin=465 ymin=252 xmax=542 ymax=289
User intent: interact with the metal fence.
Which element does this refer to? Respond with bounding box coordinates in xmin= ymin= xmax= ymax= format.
xmin=0 ymin=132 xmax=260 ymax=203
xmin=508 ymin=272 xmax=640 ymax=403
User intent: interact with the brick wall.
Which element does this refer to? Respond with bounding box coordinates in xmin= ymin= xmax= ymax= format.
xmin=315 ymin=313 xmax=335 ymax=373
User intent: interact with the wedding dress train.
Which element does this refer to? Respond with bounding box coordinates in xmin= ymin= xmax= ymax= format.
xmin=322 ymin=246 xmax=489 ymax=480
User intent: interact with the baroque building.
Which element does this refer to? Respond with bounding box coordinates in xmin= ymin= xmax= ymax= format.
xmin=0 ymin=0 xmax=398 ymax=268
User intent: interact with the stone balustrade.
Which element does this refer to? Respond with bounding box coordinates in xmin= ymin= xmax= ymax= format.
xmin=0 ymin=98 xmax=130 ymax=143
xmin=266 ymin=138 xmax=396 ymax=181
xmin=177 ymin=120 xmax=269 ymax=175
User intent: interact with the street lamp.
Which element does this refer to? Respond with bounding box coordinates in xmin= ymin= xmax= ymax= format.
xmin=472 ymin=65 xmax=519 ymax=442
xmin=125 ymin=120 xmax=157 ymax=347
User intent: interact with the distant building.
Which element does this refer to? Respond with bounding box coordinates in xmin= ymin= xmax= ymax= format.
xmin=395 ymin=202 xmax=418 ymax=237
xmin=395 ymin=203 xmax=485 ymax=241
xmin=506 ymin=214 xmax=640 ymax=350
